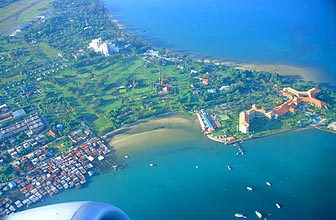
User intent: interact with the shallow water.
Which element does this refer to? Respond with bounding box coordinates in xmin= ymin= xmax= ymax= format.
xmin=36 ymin=128 xmax=336 ymax=220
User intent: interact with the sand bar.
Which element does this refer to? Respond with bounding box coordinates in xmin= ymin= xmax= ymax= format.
xmin=108 ymin=115 xmax=200 ymax=151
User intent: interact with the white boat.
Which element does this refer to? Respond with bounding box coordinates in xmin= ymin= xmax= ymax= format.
xmin=124 ymin=155 xmax=129 ymax=159
xmin=255 ymin=210 xmax=263 ymax=218
xmin=246 ymin=186 xmax=253 ymax=191
xmin=195 ymin=165 xmax=199 ymax=169
xmin=266 ymin=181 xmax=271 ymax=186
xmin=227 ymin=166 xmax=232 ymax=170
xmin=149 ymin=163 xmax=155 ymax=167
xmin=234 ymin=213 xmax=247 ymax=218
xmin=275 ymin=203 xmax=281 ymax=209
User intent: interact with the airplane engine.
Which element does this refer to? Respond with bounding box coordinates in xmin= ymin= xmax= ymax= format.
xmin=3 ymin=201 xmax=130 ymax=220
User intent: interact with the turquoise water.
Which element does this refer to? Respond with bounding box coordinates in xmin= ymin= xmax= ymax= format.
xmin=36 ymin=129 xmax=336 ymax=220
xmin=104 ymin=0 xmax=336 ymax=84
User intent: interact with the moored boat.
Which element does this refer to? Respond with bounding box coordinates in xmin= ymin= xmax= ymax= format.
xmin=276 ymin=203 xmax=281 ymax=209
xmin=246 ymin=186 xmax=253 ymax=191
xmin=255 ymin=210 xmax=263 ymax=218
xmin=234 ymin=213 xmax=247 ymax=218
xmin=266 ymin=181 xmax=271 ymax=186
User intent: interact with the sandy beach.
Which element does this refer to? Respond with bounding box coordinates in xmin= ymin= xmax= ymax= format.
xmin=107 ymin=113 xmax=335 ymax=154
xmin=216 ymin=61 xmax=325 ymax=83
xmin=108 ymin=115 xmax=200 ymax=151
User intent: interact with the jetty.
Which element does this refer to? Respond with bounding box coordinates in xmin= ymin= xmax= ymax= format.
xmin=234 ymin=142 xmax=245 ymax=155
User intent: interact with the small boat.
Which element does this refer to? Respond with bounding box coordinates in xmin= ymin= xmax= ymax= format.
xmin=275 ymin=203 xmax=281 ymax=209
xmin=124 ymin=155 xmax=129 ymax=159
xmin=149 ymin=163 xmax=155 ymax=167
xmin=266 ymin=181 xmax=271 ymax=186
xmin=195 ymin=165 xmax=199 ymax=169
xmin=246 ymin=186 xmax=253 ymax=191
xmin=234 ymin=213 xmax=247 ymax=218
xmin=227 ymin=166 xmax=232 ymax=170
xmin=255 ymin=210 xmax=263 ymax=218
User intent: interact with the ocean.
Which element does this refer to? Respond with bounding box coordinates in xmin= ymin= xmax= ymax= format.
xmin=104 ymin=0 xmax=336 ymax=84
xmin=36 ymin=127 xmax=336 ymax=220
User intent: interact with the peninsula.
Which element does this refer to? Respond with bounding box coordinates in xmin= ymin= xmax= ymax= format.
xmin=0 ymin=0 xmax=335 ymax=217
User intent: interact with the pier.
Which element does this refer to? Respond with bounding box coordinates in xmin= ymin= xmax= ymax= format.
xmin=234 ymin=142 xmax=245 ymax=155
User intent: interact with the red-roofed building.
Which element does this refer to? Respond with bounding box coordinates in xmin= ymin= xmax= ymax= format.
xmin=48 ymin=130 xmax=56 ymax=138
xmin=239 ymin=87 xmax=327 ymax=133
xmin=202 ymin=78 xmax=209 ymax=85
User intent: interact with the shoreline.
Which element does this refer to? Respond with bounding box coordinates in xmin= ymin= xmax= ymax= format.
xmin=103 ymin=112 xmax=181 ymax=139
xmin=103 ymin=5 xmax=332 ymax=85
xmin=206 ymin=126 xmax=312 ymax=145
xmin=101 ymin=9 xmax=336 ymax=151
xmin=106 ymin=111 xmax=336 ymax=155
xmin=193 ymin=57 xmax=324 ymax=83
xmin=207 ymin=125 xmax=336 ymax=146
xmin=99 ymin=3 xmax=336 ymax=152
xmin=218 ymin=61 xmax=320 ymax=83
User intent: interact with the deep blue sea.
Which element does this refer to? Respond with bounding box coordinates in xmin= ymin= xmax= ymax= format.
xmin=104 ymin=0 xmax=336 ymax=84
xmin=36 ymin=128 xmax=336 ymax=220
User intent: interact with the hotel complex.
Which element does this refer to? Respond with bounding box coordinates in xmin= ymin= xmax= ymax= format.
xmin=88 ymin=38 xmax=119 ymax=56
xmin=239 ymin=87 xmax=326 ymax=133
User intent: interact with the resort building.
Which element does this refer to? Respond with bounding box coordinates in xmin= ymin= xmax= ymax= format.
xmin=196 ymin=109 xmax=221 ymax=133
xmin=88 ymin=38 xmax=119 ymax=56
xmin=239 ymin=112 xmax=249 ymax=133
xmin=282 ymin=87 xmax=326 ymax=108
xmin=239 ymin=104 xmax=273 ymax=133
xmin=239 ymin=87 xmax=326 ymax=133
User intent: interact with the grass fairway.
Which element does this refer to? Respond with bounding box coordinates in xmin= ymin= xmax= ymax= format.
xmin=37 ymin=42 xmax=60 ymax=58
xmin=33 ymin=53 xmax=192 ymax=134
xmin=0 ymin=0 xmax=53 ymax=35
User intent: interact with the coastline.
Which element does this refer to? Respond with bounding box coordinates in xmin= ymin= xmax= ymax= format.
xmin=100 ymin=3 xmax=336 ymax=152
xmin=100 ymin=4 xmax=336 ymax=151
xmin=196 ymin=58 xmax=330 ymax=84
xmin=1 ymin=0 xmax=336 ymax=218
xmin=219 ymin=61 xmax=321 ymax=83
xmin=106 ymin=112 xmax=336 ymax=154
xmin=103 ymin=6 xmax=326 ymax=84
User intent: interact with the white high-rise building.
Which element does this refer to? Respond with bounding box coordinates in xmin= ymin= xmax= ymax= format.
xmin=88 ymin=38 xmax=119 ymax=56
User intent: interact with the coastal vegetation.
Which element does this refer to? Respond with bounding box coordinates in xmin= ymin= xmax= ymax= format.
xmin=1 ymin=0 xmax=335 ymax=142
xmin=0 ymin=0 xmax=336 ymax=215
xmin=1 ymin=0 xmax=335 ymax=137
